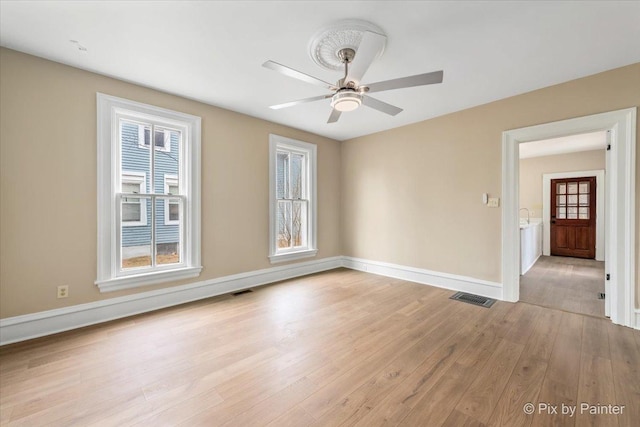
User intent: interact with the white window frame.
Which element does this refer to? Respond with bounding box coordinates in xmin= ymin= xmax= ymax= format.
xmin=138 ymin=124 xmax=170 ymax=152
xmin=164 ymin=174 xmax=180 ymax=225
xmin=97 ymin=93 xmax=202 ymax=292
xmin=269 ymin=134 xmax=317 ymax=263
xmin=121 ymin=171 xmax=147 ymax=227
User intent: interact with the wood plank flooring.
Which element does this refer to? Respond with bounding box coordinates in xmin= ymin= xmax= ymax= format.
xmin=1 ymin=268 xmax=638 ymax=426
xmin=520 ymin=255 xmax=605 ymax=318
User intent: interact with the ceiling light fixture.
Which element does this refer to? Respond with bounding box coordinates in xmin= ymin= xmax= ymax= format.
xmin=330 ymin=90 xmax=362 ymax=112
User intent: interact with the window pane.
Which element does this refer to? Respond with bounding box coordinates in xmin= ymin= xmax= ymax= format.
xmin=169 ymin=202 xmax=179 ymax=221
xmin=568 ymin=195 xmax=578 ymax=205
xmin=557 ymin=183 xmax=566 ymax=194
xmin=277 ymin=200 xmax=291 ymax=249
xmin=579 ymin=194 xmax=589 ymax=206
xmin=290 ymin=154 xmax=304 ymax=199
xmin=579 ymin=181 xmax=589 ymax=193
xmin=121 ymin=121 xmax=150 ymax=195
xmin=568 ymin=206 xmax=578 ymax=219
xmin=557 ymin=195 xmax=566 ymax=206
xmin=122 ymin=202 xmax=141 ymax=222
xmin=579 ymin=207 xmax=589 ymax=219
xmin=277 ymin=153 xmax=288 ymax=199
xmin=567 ymin=182 xmax=578 ymax=194
xmin=120 ymin=198 xmax=151 ymax=269
xmin=292 ymin=201 xmax=307 ymax=247
xmin=557 ymin=207 xmax=566 ymax=219
xmin=122 ymin=182 xmax=140 ymax=194
xmin=155 ymin=129 xmax=181 ymax=194
xmin=156 ymin=199 xmax=181 ymax=265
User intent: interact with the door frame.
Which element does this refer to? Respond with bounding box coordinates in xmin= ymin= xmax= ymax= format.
xmin=542 ymin=170 xmax=604 ymax=261
xmin=502 ymin=108 xmax=636 ymax=328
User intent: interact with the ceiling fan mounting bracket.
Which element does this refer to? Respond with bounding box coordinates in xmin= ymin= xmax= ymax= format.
xmin=337 ymin=48 xmax=356 ymax=64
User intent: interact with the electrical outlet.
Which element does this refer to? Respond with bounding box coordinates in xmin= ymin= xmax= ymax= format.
xmin=487 ymin=197 xmax=500 ymax=208
xmin=57 ymin=285 xmax=69 ymax=298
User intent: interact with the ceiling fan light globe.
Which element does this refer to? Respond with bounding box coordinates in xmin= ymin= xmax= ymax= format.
xmin=331 ymin=91 xmax=362 ymax=112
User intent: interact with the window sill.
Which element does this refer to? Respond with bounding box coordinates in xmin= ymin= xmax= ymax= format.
xmin=96 ymin=266 xmax=203 ymax=292
xmin=269 ymin=249 xmax=318 ymax=264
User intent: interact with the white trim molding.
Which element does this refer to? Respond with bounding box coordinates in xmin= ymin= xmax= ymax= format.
xmin=635 ymin=309 xmax=640 ymax=330
xmin=502 ymin=108 xmax=636 ymax=328
xmin=541 ymin=169 xmax=605 ymax=261
xmin=342 ymin=257 xmax=503 ymax=300
xmin=0 ymin=257 xmax=342 ymax=346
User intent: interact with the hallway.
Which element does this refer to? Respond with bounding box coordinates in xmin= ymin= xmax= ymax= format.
xmin=520 ymin=255 xmax=605 ymax=318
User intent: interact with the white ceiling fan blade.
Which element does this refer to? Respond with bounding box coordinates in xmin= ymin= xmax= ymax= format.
xmin=345 ymin=31 xmax=386 ymax=86
xmin=366 ymin=70 xmax=444 ymax=93
xmin=263 ymin=60 xmax=337 ymax=90
xmin=269 ymin=94 xmax=332 ymax=110
xmin=362 ymin=96 xmax=403 ymax=116
xmin=327 ymin=108 xmax=342 ymax=123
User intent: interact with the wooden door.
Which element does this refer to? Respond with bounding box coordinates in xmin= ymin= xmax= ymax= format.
xmin=550 ymin=177 xmax=596 ymax=259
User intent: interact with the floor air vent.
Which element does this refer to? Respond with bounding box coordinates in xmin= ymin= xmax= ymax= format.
xmin=232 ymin=289 xmax=253 ymax=296
xmin=450 ymin=292 xmax=496 ymax=308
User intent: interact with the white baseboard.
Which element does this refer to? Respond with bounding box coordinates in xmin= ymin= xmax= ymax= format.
xmin=0 ymin=256 xmax=342 ymax=346
xmin=341 ymin=257 xmax=503 ymax=300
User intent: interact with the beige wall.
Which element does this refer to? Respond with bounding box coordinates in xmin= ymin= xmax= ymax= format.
xmin=519 ymin=150 xmax=606 ymax=219
xmin=341 ymin=63 xmax=639 ymax=302
xmin=0 ymin=48 xmax=342 ymax=318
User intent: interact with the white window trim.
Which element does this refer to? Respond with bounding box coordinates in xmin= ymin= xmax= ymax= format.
xmin=269 ymin=134 xmax=317 ymax=263
xmin=138 ymin=124 xmax=170 ymax=152
xmin=164 ymin=174 xmax=179 ymax=225
xmin=97 ymin=93 xmax=202 ymax=292
xmin=121 ymin=171 xmax=147 ymax=227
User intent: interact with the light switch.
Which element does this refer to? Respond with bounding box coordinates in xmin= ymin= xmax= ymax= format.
xmin=488 ymin=197 xmax=500 ymax=207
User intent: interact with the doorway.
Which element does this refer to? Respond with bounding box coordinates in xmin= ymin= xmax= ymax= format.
xmin=518 ymin=138 xmax=605 ymax=317
xmin=501 ymin=108 xmax=637 ymax=328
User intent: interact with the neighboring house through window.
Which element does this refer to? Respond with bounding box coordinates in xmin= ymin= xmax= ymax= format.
xmin=164 ymin=174 xmax=180 ymax=225
xmin=96 ymin=93 xmax=202 ymax=292
xmin=269 ymin=134 xmax=317 ymax=263
xmin=121 ymin=172 xmax=147 ymax=226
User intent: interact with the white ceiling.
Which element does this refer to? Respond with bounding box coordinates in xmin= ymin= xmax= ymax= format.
xmin=519 ymin=131 xmax=607 ymax=159
xmin=1 ymin=1 xmax=639 ymax=141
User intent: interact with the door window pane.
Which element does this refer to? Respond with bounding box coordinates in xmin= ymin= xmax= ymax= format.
xmin=568 ymin=195 xmax=578 ymax=205
xmin=567 ymin=182 xmax=578 ymax=194
xmin=557 ymin=195 xmax=566 ymax=206
xmin=557 ymin=183 xmax=566 ymax=194
xmin=579 ymin=195 xmax=589 ymax=206
xmin=579 ymin=207 xmax=589 ymax=219
xmin=579 ymin=181 xmax=589 ymax=193
xmin=557 ymin=207 xmax=566 ymax=219
xmin=567 ymin=207 xmax=578 ymax=219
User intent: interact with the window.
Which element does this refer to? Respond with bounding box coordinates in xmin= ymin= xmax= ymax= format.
xmin=269 ymin=134 xmax=317 ymax=263
xmin=164 ymin=174 xmax=180 ymax=225
xmin=97 ymin=94 xmax=201 ymax=292
xmin=138 ymin=125 xmax=170 ymax=152
xmin=121 ymin=172 xmax=147 ymax=226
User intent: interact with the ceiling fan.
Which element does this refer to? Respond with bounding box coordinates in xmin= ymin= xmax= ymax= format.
xmin=263 ymin=31 xmax=443 ymax=124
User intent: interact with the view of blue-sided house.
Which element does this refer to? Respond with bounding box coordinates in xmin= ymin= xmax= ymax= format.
xmin=120 ymin=121 xmax=181 ymax=268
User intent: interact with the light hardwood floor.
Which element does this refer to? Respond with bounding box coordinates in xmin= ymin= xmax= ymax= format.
xmin=520 ymin=255 xmax=605 ymax=318
xmin=1 ymin=268 xmax=638 ymax=426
